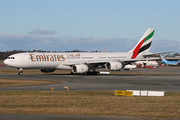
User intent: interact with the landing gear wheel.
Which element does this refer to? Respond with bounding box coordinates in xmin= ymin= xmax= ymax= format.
xmin=97 ymin=71 xmax=100 ymax=75
xmin=18 ymin=72 xmax=23 ymax=76
xmin=71 ymin=71 xmax=75 ymax=75
xmin=87 ymin=71 xmax=100 ymax=75
xmin=95 ymin=71 xmax=100 ymax=75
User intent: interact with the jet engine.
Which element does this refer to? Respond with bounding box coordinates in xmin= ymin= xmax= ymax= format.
xmin=40 ymin=68 xmax=56 ymax=73
xmin=72 ymin=64 xmax=89 ymax=74
xmin=106 ymin=61 xmax=122 ymax=71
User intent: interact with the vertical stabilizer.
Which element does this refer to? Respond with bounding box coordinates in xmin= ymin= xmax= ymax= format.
xmin=160 ymin=55 xmax=167 ymax=64
xmin=129 ymin=28 xmax=155 ymax=59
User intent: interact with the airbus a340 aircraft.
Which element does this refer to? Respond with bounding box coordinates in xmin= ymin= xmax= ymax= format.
xmin=4 ymin=28 xmax=155 ymax=75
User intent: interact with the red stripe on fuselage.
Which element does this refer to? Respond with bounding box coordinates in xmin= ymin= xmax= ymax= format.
xmin=131 ymin=38 xmax=146 ymax=59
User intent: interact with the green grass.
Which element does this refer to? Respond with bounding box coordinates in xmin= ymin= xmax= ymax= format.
xmin=0 ymin=91 xmax=180 ymax=119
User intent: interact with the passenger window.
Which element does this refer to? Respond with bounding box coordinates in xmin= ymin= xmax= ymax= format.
xmin=7 ymin=57 xmax=15 ymax=59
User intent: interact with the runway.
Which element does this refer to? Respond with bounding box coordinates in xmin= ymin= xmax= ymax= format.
xmin=1 ymin=66 xmax=180 ymax=120
xmin=0 ymin=68 xmax=180 ymax=92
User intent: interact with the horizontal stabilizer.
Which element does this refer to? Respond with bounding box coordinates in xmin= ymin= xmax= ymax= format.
xmin=142 ymin=52 xmax=173 ymax=57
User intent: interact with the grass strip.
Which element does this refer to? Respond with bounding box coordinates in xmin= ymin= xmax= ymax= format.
xmin=0 ymin=91 xmax=180 ymax=119
xmin=0 ymin=79 xmax=61 ymax=87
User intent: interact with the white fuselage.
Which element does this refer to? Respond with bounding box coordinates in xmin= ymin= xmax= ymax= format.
xmin=4 ymin=52 xmax=133 ymax=70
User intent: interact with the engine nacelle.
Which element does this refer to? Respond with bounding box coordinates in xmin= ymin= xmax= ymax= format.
xmin=72 ymin=64 xmax=89 ymax=74
xmin=106 ymin=62 xmax=122 ymax=71
xmin=40 ymin=68 xmax=56 ymax=73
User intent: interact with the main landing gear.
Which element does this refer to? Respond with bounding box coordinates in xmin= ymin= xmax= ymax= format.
xmin=17 ymin=68 xmax=23 ymax=76
xmin=70 ymin=71 xmax=100 ymax=75
xmin=87 ymin=68 xmax=100 ymax=75
xmin=86 ymin=71 xmax=100 ymax=75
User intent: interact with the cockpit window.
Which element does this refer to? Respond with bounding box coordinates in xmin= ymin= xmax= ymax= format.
xmin=7 ymin=57 xmax=15 ymax=59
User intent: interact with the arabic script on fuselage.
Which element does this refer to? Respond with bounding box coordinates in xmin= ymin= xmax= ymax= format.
xmin=66 ymin=54 xmax=81 ymax=57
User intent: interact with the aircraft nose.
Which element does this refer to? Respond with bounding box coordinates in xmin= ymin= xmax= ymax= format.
xmin=4 ymin=59 xmax=7 ymax=64
xmin=4 ymin=59 xmax=8 ymax=65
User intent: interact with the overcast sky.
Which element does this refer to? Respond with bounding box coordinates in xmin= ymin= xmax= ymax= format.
xmin=0 ymin=0 xmax=180 ymax=53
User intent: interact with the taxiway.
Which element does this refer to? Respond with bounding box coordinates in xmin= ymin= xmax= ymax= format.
xmin=0 ymin=68 xmax=180 ymax=92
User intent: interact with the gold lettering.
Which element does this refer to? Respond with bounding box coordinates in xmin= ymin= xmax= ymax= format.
xmin=54 ymin=55 xmax=57 ymax=61
xmin=57 ymin=55 xmax=65 ymax=61
xmin=46 ymin=55 xmax=49 ymax=61
xmin=43 ymin=54 xmax=46 ymax=61
xmin=61 ymin=55 xmax=65 ymax=61
xmin=50 ymin=55 xmax=54 ymax=61
xmin=36 ymin=55 xmax=45 ymax=61
xmin=29 ymin=54 xmax=66 ymax=62
xmin=30 ymin=54 xmax=36 ymax=62
xmin=76 ymin=54 xmax=81 ymax=57
xmin=57 ymin=55 xmax=61 ymax=61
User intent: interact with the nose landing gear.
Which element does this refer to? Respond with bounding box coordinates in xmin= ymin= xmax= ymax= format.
xmin=17 ymin=68 xmax=23 ymax=76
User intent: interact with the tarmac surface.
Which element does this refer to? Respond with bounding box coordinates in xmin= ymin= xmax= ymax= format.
xmin=0 ymin=73 xmax=180 ymax=92
xmin=0 ymin=66 xmax=180 ymax=92
xmin=0 ymin=63 xmax=180 ymax=120
xmin=0 ymin=114 xmax=155 ymax=120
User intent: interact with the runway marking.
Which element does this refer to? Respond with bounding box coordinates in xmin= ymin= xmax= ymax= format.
xmin=119 ymin=79 xmax=171 ymax=87
xmin=156 ymin=82 xmax=171 ymax=86
xmin=119 ymin=82 xmax=127 ymax=84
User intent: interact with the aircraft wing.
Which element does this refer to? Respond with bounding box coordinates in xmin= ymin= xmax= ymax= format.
xmin=62 ymin=58 xmax=149 ymax=66
xmin=62 ymin=60 xmax=114 ymax=66
xmin=61 ymin=52 xmax=170 ymax=66
xmin=142 ymin=52 xmax=173 ymax=57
